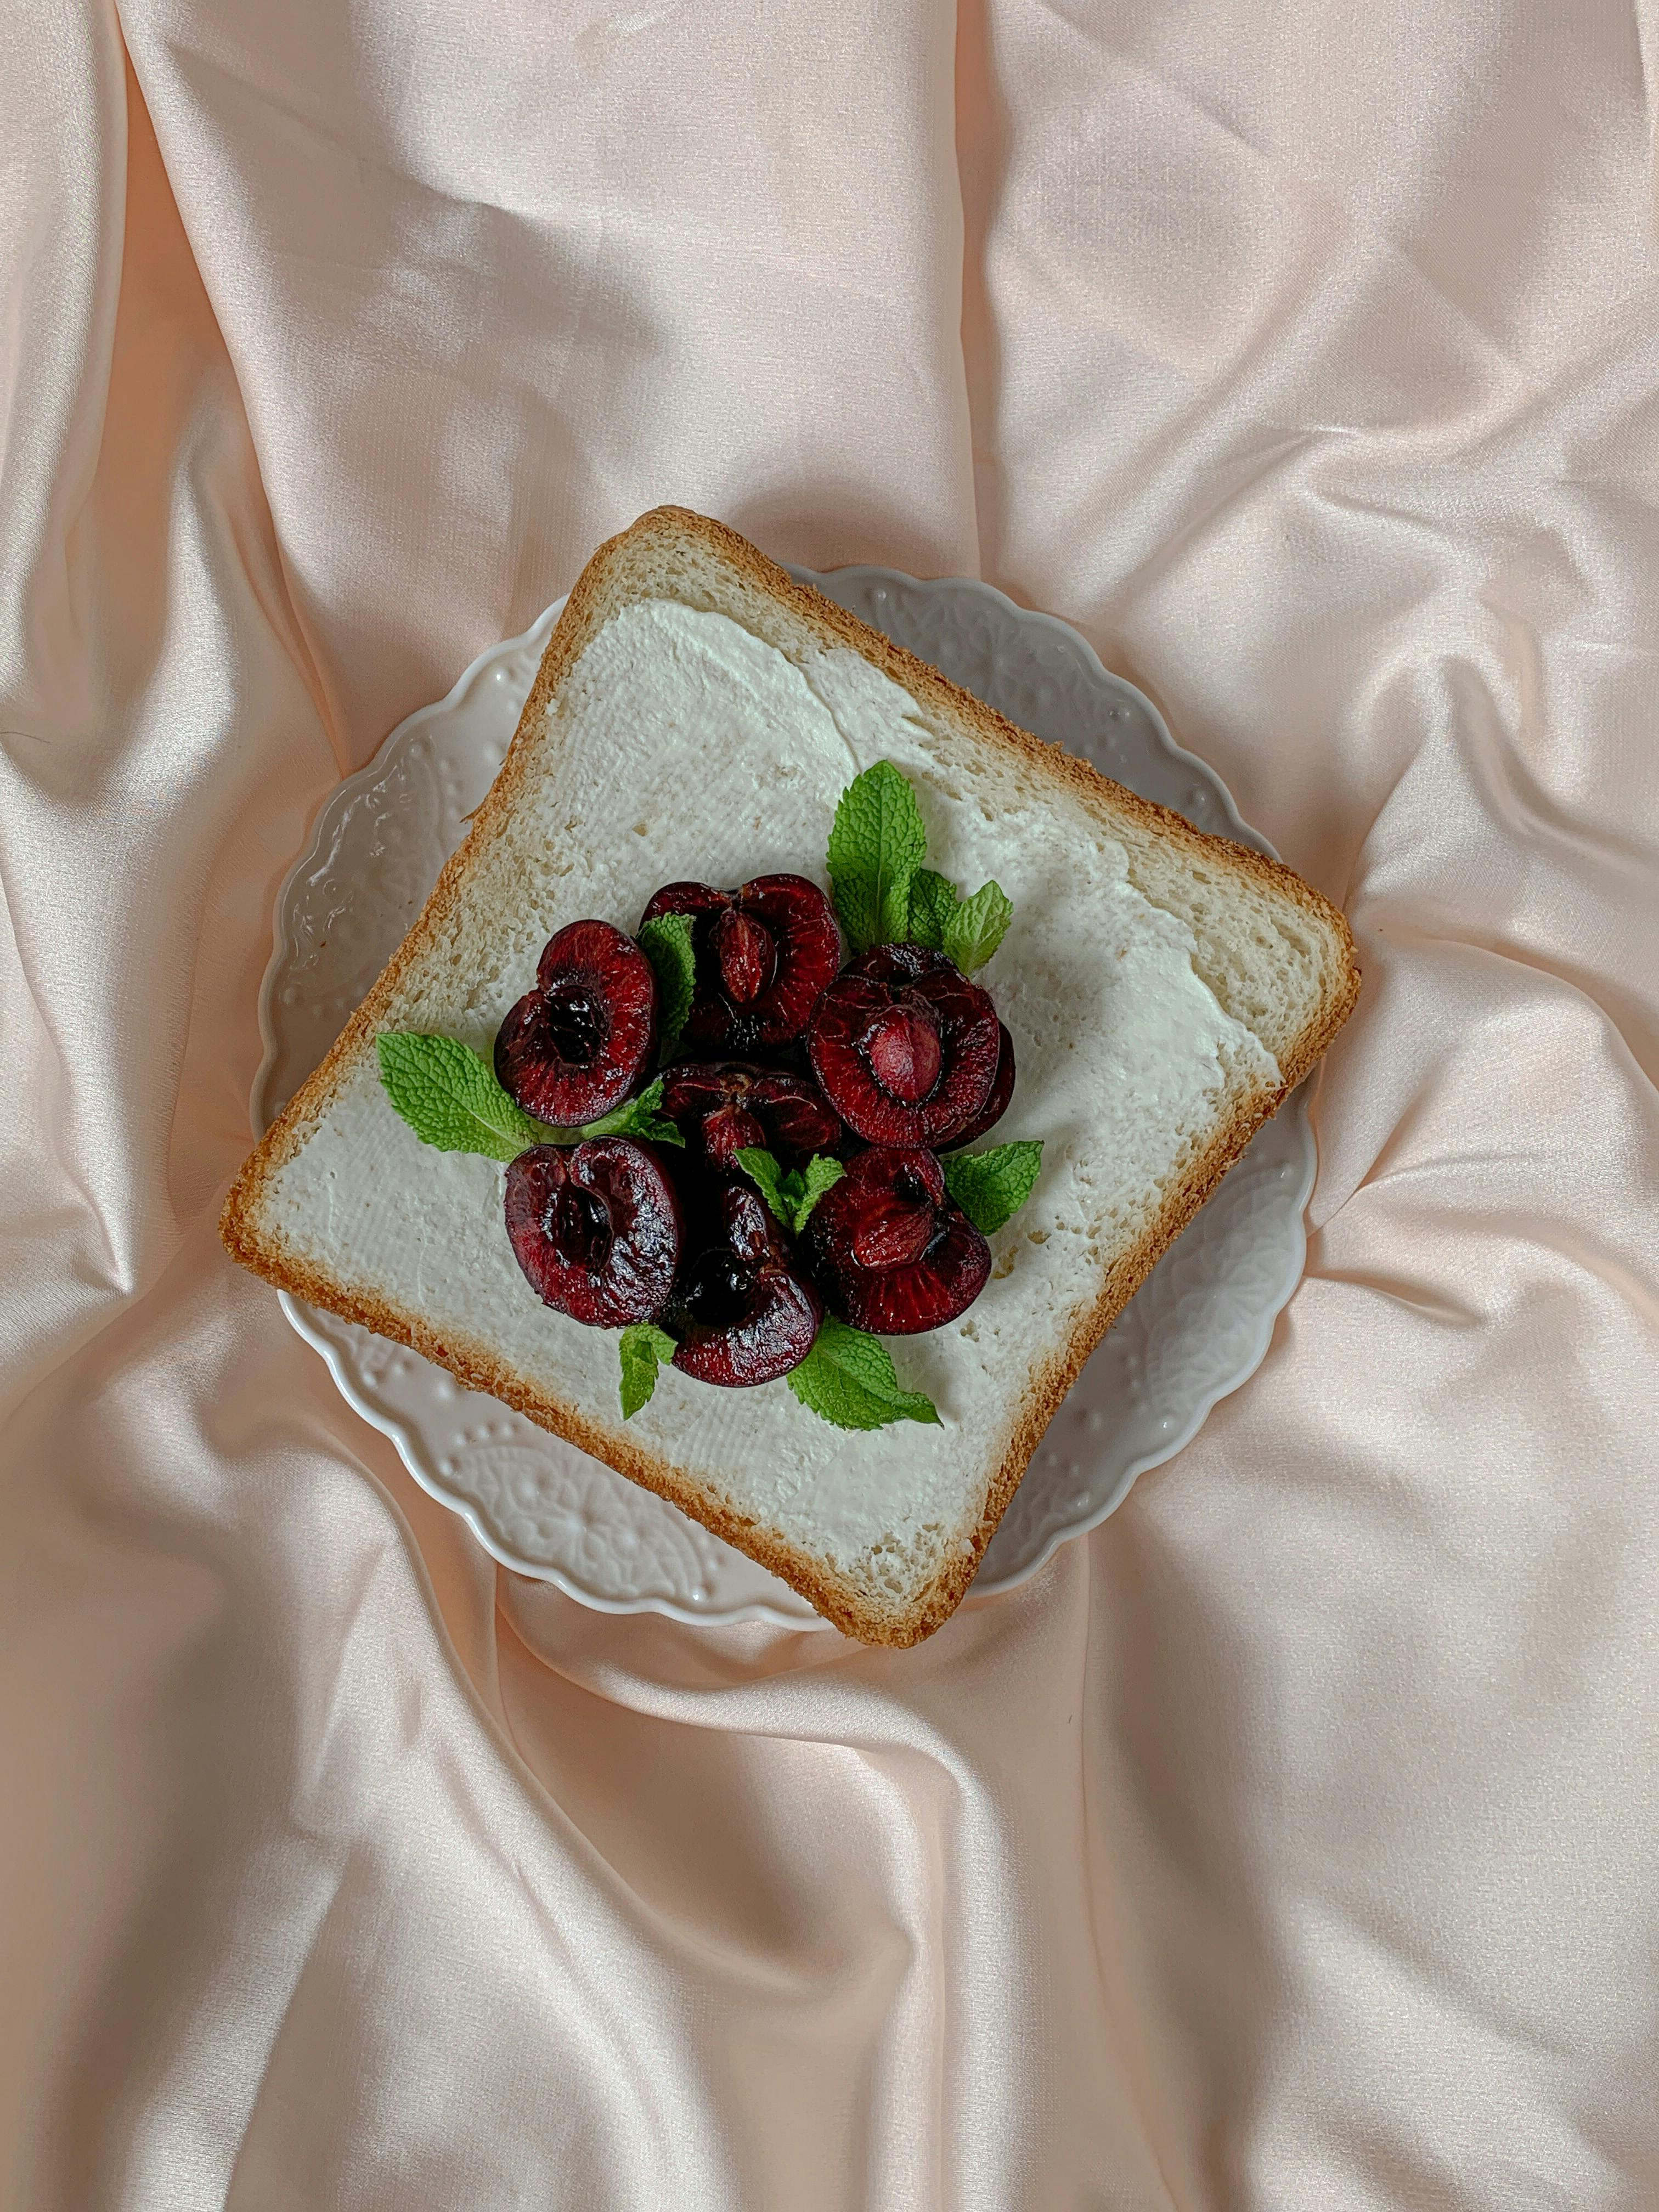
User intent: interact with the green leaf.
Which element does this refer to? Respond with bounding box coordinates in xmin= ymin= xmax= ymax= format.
xmin=907 ymin=867 xmax=1015 ymax=972
xmin=379 ymin=1032 xmax=686 ymax=1160
xmin=793 ymin=1153 xmax=846 ymax=1230
xmin=735 ymin=1146 xmax=795 ymax=1228
xmin=580 ymin=1074 xmax=685 ymax=1148
xmin=376 ymin=1032 xmax=552 ymax=1161
xmin=736 ymin=1147 xmax=846 ymax=1234
xmin=906 ymin=868 xmax=958 ymax=952
xmin=786 ymin=1317 xmax=941 ymax=1431
xmin=941 ymin=879 xmax=1013 ymax=975
xmin=941 ymin=1139 xmax=1043 ymax=1235
xmin=618 ymin=1323 xmax=677 ymax=1419
xmin=636 ymin=912 xmax=697 ymax=1052
xmin=826 ymin=761 xmax=928 ymax=955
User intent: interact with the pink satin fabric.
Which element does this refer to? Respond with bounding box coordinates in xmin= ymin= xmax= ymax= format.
xmin=4 ymin=1 xmax=1657 ymax=2202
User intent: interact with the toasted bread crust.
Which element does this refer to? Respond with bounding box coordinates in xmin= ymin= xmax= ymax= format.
xmin=221 ymin=507 xmax=1359 ymax=1645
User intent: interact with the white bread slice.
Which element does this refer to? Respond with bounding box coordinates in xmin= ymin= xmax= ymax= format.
xmin=221 ymin=509 xmax=1358 ymax=1645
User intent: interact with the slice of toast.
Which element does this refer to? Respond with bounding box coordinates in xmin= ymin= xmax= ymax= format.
xmin=221 ymin=509 xmax=1358 ymax=1645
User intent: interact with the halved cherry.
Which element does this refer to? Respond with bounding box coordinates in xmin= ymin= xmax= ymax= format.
xmin=807 ymin=1144 xmax=990 ymax=1334
xmin=496 ymin=919 xmax=658 ymax=1126
xmin=700 ymin=1102 xmax=768 ymax=1169
xmin=807 ymin=943 xmax=1001 ymax=1148
xmin=939 ymin=1023 xmax=1015 ymax=1150
xmin=661 ymin=1061 xmax=843 ymax=1168
xmin=504 ymin=1139 xmax=682 ymax=1327
xmin=670 ymin=1182 xmax=821 ymax=1386
xmin=640 ymin=873 xmax=840 ymax=1052
xmin=749 ymin=1070 xmax=844 ymax=1160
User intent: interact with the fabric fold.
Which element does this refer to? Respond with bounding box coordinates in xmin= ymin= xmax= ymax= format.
xmin=1 ymin=1 xmax=1655 ymax=2203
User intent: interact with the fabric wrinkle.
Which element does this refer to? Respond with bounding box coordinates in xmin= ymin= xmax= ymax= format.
xmin=3 ymin=0 xmax=1657 ymax=2203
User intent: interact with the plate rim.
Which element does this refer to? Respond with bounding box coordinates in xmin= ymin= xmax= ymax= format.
xmin=252 ymin=565 xmax=1313 ymax=1627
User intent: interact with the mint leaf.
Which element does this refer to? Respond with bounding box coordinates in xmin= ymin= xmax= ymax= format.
xmin=637 ymin=913 xmax=697 ymax=1052
xmin=787 ymin=1317 xmax=941 ymax=1431
xmin=581 ymin=1075 xmax=685 ymax=1148
xmin=941 ymin=1139 xmax=1043 ymax=1235
xmin=379 ymin=1035 xmax=689 ymax=1160
xmin=793 ymin=1153 xmax=845 ymax=1229
xmin=736 ymin=1147 xmax=845 ymax=1234
xmin=826 ymin=763 xmax=1015 ymax=964
xmin=909 ymin=867 xmax=1014 ymax=971
xmin=827 ymin=761 xmax=928 ymax=954
xmin=906 ymin=868 xmax=958 ymax=952
xmin=941 ymin=879 xmax=1013 ymax=974
xmin=618 ymin=1323 xmax=676 ymax=1419
xmin=377 ymin=1032 xmax=552 ymax=1161
xmin=735 ymin=1146 xmax=795 ymax=1228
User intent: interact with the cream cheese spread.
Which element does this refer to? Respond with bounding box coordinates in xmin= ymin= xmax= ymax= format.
xmin=263 ymin=600 xmax=1280 ymax=1585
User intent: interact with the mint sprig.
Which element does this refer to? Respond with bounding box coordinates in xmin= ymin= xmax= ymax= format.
xmin=735 ymin=1147 xmax=845 ymax=1235
xmin=376 ymin=1033 xmax=552 ymax=1161
xmin=377 ymin=1037 xmax=683 ymax=1158
xmin=941 ymin=1140 xmax=1043 ymax=1235
xmin=827 ymin=761 xmax=928 ymax=955
xmin=579 ymin=1074 xmax=685 ymax=1148
xmin=618 ymin=1323 xmax=677 ymax=1419
xmin=636 ymin=913 xmax=696 ymax=1053
xmin=826 ymin=760 xmax=1013 ymax=970
xmin=787 ymin=1317 xmax=941 ymax=1431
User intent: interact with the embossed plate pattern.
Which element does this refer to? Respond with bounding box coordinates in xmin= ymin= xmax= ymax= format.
xmin=253 ymin=568 xmax=1314 ymax=1628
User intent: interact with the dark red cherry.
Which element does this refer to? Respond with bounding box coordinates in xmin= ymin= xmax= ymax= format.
xmin=504 ymin=1139 xmax=682 ymax=1326
xmin=807 ymin=1145 xmax=990 ymax=1334
xmin=496 ymin=919 xmax=658 ymax=1126
xmin=749 ymin=1069 xmax=844 ymax=1160
xmin=640 ymin=873 xmax=840 ymax=1052
xmin=807 ymin=943 xmax=1000 ymax=1148
xmin=710 ymin=907 xmax=776 ymax=1005
xmin=661 ymin=1062 xmax=843 ymax=1167
xmin=670 ymin=1182 xmax=821 ymax=1386
xmin=939 ymin=1024 xmax=1015 ymax=1150
xmin=863 ymin=1001 xmax=943 ymax=1102
xmin=701 ymin=1102 xmax=767 ymax=1168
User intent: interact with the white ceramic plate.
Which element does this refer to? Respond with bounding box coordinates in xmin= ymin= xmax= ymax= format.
xmin=254 ymin=567 xmax=1314 ymax=1629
